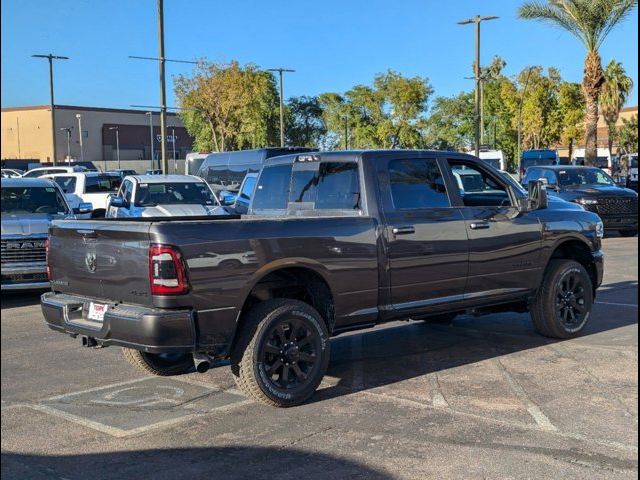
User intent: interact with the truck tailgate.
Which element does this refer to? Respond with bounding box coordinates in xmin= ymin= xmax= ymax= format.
xmin=48 ymin=219 xmax=153 ymax=306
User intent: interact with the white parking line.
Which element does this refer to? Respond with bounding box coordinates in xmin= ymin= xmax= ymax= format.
xmin=428 ymin=373 xmax=449 ymax=408
xmin=596 ymin=301 xmax=638 ymax=308
xmin=495 ymin=359 xmax=557 ymax=432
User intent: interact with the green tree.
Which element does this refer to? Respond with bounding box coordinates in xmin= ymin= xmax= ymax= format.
xmin=424 ymin=92 xmax=475 ymax=150
xmin=319 ymin=70 xmax=433 ymax=149
xmin=518 ymin=0 xmax=638 ymax=166
xmin=558 ymin=82 xmax=586 ymax=161
xmin=600 ymin=60 xmax=634 ymax=155
xmin=285 ymin=96 xmax=326 ymax=147
xmin=618 ymin=114 xmax=638 ymax=154
xmin=174 ymin=61 xmax=280 ymax=152
xmin=519 ymin=67 xmax=563 ymax=150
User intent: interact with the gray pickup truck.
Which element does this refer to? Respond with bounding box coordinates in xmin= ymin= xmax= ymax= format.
xmin=1 ymin=178 xmax=89 ymax=291
xmin=41 ymin=150 xmax=604 ymax=406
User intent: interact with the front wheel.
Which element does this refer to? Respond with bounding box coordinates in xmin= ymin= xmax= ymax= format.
xmin=231 ymin=299 xmax=330 ymax=407
xmin=619 ymin=230 xmax=638 ymax=237
xmin=530 ymin=259 xmax=593 ymax=339
xmin=122 ymin=348 xmax=194 ymax=376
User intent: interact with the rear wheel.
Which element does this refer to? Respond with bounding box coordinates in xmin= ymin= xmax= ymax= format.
xmin=231 ymin=299 xmax=330 ymax=407
xmin=122 ymin=348 xmax=194 ymax=376
xmin=531 ymin=259 xmax=593 ymax=339
xmin=619 ymin=230 xmax=638 ymax=237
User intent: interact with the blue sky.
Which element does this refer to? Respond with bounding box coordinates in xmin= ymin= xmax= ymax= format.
xmin=2 ymin=0 xmax=638 ymax=110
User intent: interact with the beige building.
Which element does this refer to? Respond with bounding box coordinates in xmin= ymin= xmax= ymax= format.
xmin=556 ymin=105 xmax=638 ymax=159
xmin=1 ymin=105 xmax=192 ymax=166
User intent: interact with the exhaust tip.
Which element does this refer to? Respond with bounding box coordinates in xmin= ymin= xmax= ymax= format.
xmin=195 ymin=361 xmax=210 ymax=374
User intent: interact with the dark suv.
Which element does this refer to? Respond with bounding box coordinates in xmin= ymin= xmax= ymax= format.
xmin=523 ymin=165 xmax=638 ymax=236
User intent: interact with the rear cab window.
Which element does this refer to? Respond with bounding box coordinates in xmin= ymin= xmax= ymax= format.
xmin=250 ymin=157 xmax=363 ymax=215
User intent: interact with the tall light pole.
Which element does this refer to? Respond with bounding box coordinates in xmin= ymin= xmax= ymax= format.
xmin=109 ymin=126 xmax=120 ymax=169
xmin=146 ymin=112 xmax=154 ymax=171
xmin=171 ymin=128 xmax=177 ymax=174
xmin=32 ymin=53 xmax=69 ymax=165
xmin=268 ymin=68 xmax=295 ymax=147
xmin=517 ymin=67 xmax=535 ymax=172
xmin=457 ymin=15 xmax=498 ymax=157
xmin=75 ymin=114 xmax=84 ymax=163
xmin=157 ymin=0 xmax=169 ymax=174
xmin=60 ymin=128 xmax=72 ymax=163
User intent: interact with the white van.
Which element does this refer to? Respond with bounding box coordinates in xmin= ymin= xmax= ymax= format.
xmin=571 ymin=148 xmax=613 ymax=175
xmin=477 ymin=149 xmax=506 ymax=172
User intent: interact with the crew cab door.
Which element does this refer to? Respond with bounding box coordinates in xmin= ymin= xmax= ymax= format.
xmin=376 ymin=156 xmax=469 ymax=317
xmin=443 ymin=157 xmax=543 ymax=296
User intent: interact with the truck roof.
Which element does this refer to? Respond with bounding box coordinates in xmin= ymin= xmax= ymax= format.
xmin=262 ymin=149 xmax=476 ymax=167
xmin=126 ymin=174 xmax=206 ymax=183
xmin=1 ymin=177 xmax=59 ymax=188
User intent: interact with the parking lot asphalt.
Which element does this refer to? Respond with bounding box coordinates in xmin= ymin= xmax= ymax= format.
xmin=1 ymin=236 xmax=637 ymax=480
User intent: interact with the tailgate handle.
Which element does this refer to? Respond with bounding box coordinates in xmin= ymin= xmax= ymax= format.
xmin=77 ymin=229 xmax=97 ymax=238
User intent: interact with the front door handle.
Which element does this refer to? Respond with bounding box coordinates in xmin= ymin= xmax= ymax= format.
xmin=392 ymin=226 xmax=416 ymax=235
xmin=469 ymin=221 xmax=490 ymax=230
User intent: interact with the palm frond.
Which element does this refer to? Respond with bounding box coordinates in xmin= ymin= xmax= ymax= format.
xmin=518 ymin=1 xmax=590 ymax=48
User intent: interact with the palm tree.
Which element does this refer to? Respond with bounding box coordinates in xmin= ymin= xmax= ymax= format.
xmin=518 ymin=0 xmax=638 ymax=166
xmin=601 ymin=60 xmax=634 ymax=156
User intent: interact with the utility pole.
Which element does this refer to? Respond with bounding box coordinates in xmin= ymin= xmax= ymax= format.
xmin=32 ymin=54 xmax=69 ymax=165
xmin=76 ymin=114 xmax=84 ymax=163
xmin=146 ymin=112 xmax=154 ymax=171
xmin=517 ymin=67 xmax=534 ymax=173
xmin=60 ymin=128 xmax=72 ymax=163
xmin=157 ymin=0 xmax=168 ymax=174
xmin=268 ymin=68 xmax=295 ymax=147
xmin=457 ymin=15 xmax=498 ymax=157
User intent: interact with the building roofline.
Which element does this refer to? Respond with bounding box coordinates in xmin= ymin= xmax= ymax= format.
xmin=1 ymin=104 xmax=178 ymax=116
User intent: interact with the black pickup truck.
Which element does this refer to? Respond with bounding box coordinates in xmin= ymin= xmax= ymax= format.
xmin=42 ymin=150 xmax=604 ymax=407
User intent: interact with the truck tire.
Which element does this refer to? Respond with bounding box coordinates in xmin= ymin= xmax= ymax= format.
xmin=530 ymin=259 xmax=593 ymax=339
xmin=122 ymin=348 xmax=194 ymax=376
xmin=619 ymin=230 xmax=638 ymax=237
xmin=231 ymin=299 xmax=330 ymax=407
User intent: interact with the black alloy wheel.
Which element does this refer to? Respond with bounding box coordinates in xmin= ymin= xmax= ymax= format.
xmin=555 ymin=269 xmax=589 ymax=332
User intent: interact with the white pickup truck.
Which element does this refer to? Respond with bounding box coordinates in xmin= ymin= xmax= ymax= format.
xmin=43 ymin=172 xmax=122 ymax=218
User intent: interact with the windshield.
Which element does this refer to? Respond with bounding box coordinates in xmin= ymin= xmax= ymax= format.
xmin=1 ymin=186 xmax=68 ymax=214
xmin=630 ymin=156 xmax=638 ymax=168
xmin=557 ymin=168 xmax=615 ymax=187
xmin=522 ymin=158 xmax=555 ymax=170
xmin=134 ymin=182 xmax=219 ymax=207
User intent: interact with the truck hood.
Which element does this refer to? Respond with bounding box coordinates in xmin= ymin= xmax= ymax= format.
xmin=1 ymin=213 xmax=68 ymax=236
xmin=552 ymin=185 xmax=638 ymax=202
xmin=140 ymin=204 xmax=228 ymax=217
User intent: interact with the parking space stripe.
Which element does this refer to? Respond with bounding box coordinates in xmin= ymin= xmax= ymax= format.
xmin=494 ymin=359 xmax=557 ymax=432
xmin=596 ymin=301 xmax=638 ymax=308
xmin=45 ymin=377 xmax=149 ymax=401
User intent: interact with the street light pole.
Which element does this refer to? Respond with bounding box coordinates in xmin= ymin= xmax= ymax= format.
xmin=172 ymin=128 xmax=177 ymax=174
xmin=146 ymin=112 xmax=154 ymax=171
xmin=268 ymin=68 xmax=295 ymax=147
xmin=32 ymin=53 xmax=69 ymax=165
xmin=60 ymin=128 xmax=72 ymax=163
xmin=109 ymin=127 xmax=120 ymax=169
xmin=75 ymin=114 xmax=84 ymax=163
xmin=457 ymin=15 xmax=498 ymax=157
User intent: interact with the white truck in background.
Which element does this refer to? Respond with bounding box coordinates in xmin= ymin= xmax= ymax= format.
xmin=478 ymin=149 xmax=507 ymax=172
xmin=43 ymin=172 xmax=122 ymax=218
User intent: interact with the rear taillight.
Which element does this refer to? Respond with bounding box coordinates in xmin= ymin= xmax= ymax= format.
xmin=149 ymin=244 xmax=189 ymax=295
xmin=45 ymin=239 xmax=51 ymax=280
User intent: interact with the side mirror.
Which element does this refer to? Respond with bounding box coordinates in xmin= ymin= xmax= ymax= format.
xmin=109 ymin=196 xmax=126 ymax=208
xmin=528 ymin=180 xmax=548 ymax=210
xmin=74 ymin=202 xmax=93 ymax=214
xmin=219 ymin=192 xmax=237 ymax=206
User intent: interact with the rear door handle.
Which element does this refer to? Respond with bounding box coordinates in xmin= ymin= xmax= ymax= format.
xmin=392 ymin=226 xmax=415 ymax=235
xmin=469 ymin=221 xmax=490 ymax=230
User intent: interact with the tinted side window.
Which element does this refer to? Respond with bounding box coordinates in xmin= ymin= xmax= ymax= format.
xmin=316 ymin=162 xmax=360 ymax=209
xmin=53 ymin=176 xmax=76 ymax=193
xmin=122 ymin=181 xmax=133 ymax=203
xmin=524 ymin=168 xmax=542 ymax=184
xmin=388 ymin=159 xmax=450 ymax=209
xmin=252 ymin=165 xmax=293 ymax=210
xmin=238 ymin=176 xmax=257 ymax=201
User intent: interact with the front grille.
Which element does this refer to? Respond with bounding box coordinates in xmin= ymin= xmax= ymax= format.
xmin=1 ymin=238 xmax=47 ymax=264
xmin=595 ymin=197 xmax=638 ymax=216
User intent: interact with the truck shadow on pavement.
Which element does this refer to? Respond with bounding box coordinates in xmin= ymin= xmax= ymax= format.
xmin=1 ymin=447 xmax=391 ymax=480
xmin=0 ymin=290 xmax=46 ymax=309
xmin=313 ymin=280 xmax=638 ymax=404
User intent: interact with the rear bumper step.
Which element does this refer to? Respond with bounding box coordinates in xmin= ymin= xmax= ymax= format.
xmin=41 ymin=292 xmax=196 ymax=353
